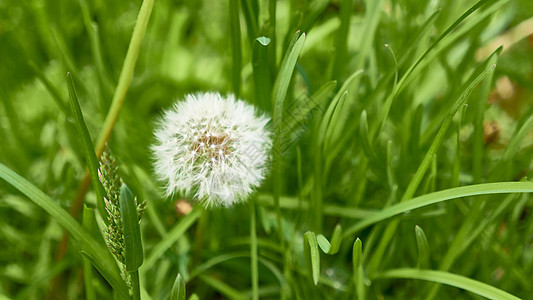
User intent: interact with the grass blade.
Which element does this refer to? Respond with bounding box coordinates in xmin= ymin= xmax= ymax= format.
xmin=170 ymin=274 xmax=186 ymax=300
xmin=253 ymin=36 xmax=273 ymax=111
xmin=398 ymin=0 xmax=507 ymax=95
xmin=404 ymin=62 xmax=497 ymax=202
xmin=375 ymin=269 xmax=520 ymax=300
xmin=344 ymin=181 xmax=533 ymax=237
xmin=353 ymin=238 xmax=365 ymax=300
xmin=82 ymin=206 xmax=97 ymax=300
xmin=318 ymin=69 xmax=364 ymax=150
xmin=359 ymin=110 xmax=374 ymax=160
xmin=250 ymin=199 xmax=259 ymax=300
xmin=95 ymin=0 xmax=154 ymax=155
xmin=119 ymin=184 xmax=143 ymax=272
xmin=303 ymin=231 xmax=320 ymax=285
xmin=366 ymin=47 xmax=500 ymax=273
xmin=0 ymin=163 xmax=129 ymax=298
xmin=272 ymin=32 xmax=306 ymax=132
xmin=316 ymin=224 xmax=342 ymax=254
xmin=415 ymin=225 xmax=430 ymax=269
xmin=67 ymin=73 xmax=106 ymax=220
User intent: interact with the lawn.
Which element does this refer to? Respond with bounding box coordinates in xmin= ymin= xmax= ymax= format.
xmin=1 ymin=0 xmax=533 ymax=299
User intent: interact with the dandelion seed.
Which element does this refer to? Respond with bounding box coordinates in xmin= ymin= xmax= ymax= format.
xmin=152 ymin=92 xmax=271 ymax=207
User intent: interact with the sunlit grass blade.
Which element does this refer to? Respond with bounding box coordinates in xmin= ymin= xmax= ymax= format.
xmin=67 ymin=72 xmax=106 ymax=220
xmin=371 ymin=43 xmax=398 ymax=138
xmin=359 ymin=110 xmax=374 ymax=160
xmin=0 ymin=163 xmax=129 ymax=298
xmin=303 ymin=231 xmax=320 ymax=285
xmin=452 ymin=105 xmax=468 ymax=187
xmin=386 ymin=140 xmax=395 ymax=189
xmin=271 ymin=30 xmax=306 ymax=258
xmin=316 ymin=224 xmax=342 ymax=254
xmin=353 ymin=238 xmax=365 ymax=300
xmin=170 ymin=274 xmax=186 ymax=300
xmin=415 ymin=225 xmax=430 ymax=269
xmin=344 ymin=181 xmax=533 ymax=237
xmin=272 ymin=32 xmax=306 ymax=132
xmin=375 ymin=269 xmax=520 ymax=300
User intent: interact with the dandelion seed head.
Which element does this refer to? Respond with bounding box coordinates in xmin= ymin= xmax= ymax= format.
xmin=152 ymin=92 xmax=271 ymax=207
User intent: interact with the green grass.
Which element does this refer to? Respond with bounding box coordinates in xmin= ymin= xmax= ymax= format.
xmin=1 ymin=0 xmax=533 ymax=299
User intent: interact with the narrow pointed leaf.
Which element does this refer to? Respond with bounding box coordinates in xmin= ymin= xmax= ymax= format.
xmin=353 ymin=238 xmax=364 ymax=300
xmin=272 ymin=32 xmax=306 ymax=133
xmin=317 ymin=224 xmax=342 ymax=254
xmin=359 ymin=110 xmax=374 ymax=160
xmin=67 ymin=73 xmax=106 ymax=220
xmin=119 ymin=184 xmax=143 ymax=271
xmin=415 ymin=225 xmax=430 ymax=269
xmin=303 ymin=231 xmax=320 ymax=285
xmin=344 ymin=181 xmax=533 ymax=237
xmin=170 ymin=273 xmax=186 ymax=300
xmin=375 ymin=269 xmax=520 ymax=300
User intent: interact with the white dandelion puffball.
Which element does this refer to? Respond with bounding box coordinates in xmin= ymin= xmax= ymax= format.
xmin=152 ymin=92 xmax=272 ymax=207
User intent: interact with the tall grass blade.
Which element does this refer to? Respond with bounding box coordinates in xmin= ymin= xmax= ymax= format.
xmin=375 ymin=269 xmax=520 ymax=300
xmin=67 ymin=72 xmax=106 ymax=220
xmin=0 ymin=163 xmax=129 ymax=298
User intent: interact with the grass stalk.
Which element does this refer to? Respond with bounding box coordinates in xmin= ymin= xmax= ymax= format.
xmin=250 ymin=198 xmax=259 ymax=300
